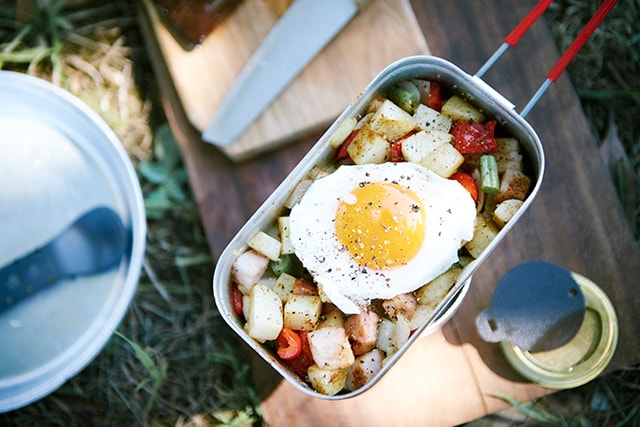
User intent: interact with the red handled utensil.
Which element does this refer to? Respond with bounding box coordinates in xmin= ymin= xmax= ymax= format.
xmin=476 ymin=0 xmax=618 ymax=117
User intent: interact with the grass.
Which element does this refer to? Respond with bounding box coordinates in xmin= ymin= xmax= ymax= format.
xmin=0 ymin=0 xmax=638 ymax=426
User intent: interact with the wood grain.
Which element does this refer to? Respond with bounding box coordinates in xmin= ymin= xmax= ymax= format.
xmin=138 ymin=0 xmax=640 ymax=425
xmin=143 ymin=0 xmax=429 ymax=160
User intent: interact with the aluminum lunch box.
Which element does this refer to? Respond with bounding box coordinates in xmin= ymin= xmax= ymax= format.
xmin=213 ymin=55 xmax=545 ymax=399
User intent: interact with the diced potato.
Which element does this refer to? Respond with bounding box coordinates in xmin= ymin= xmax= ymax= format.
xmin=245 ymin=284 xmax=283 ymax=342
xmin=409 ymin=304 xmax=435 ymax=331
xmin=242 ymin=294 xmax=250 ymax=320
xmin=413 ymin=104 xmax=452 ymax=133
xmin=391 ymin=315 xmax=411 ymax=353
xmin=375 ymin=316 xmax=410 ymax=355
xmin=493 ymin=199 xmax=524 ymax=228
xmin=283 ymin=294 xmax=323 ymax=331
xmin=328 ymin=117 xmax=357 ymax=148
xmin=419 ymin=143 xmax=464 ymax=178
xmin=277 ymin=217 xmax=294 ymax=254
xmin=365 ymin=96 xmax=386 ymax=115
xmin=317 ymin=283 xmax=332 ymax=304
xmin=318 ymin=304 xmax=345 ymax=329
xmin=376 ymin=318 xmax=395 ymax=354
xmin=494 ymin=168 xmax=532 ymax=203
xmin=272 ymin=272 xmax=297 ymax=301
xmin=232 ymin=249 xmax=269 ymax=294
xmin=307 ymin=364 xmax=348 ymax=396
xmin=284 ymin=177 xmax=313 ymax=209
xmin=347 ymin=125 xmax=390 ymax=165
xmin=248 ymin=231 xmax=281 ymax=261
xmin=415 ymin=267 xmax=461 ymax=309
xmin=346 ymin=349 xmax=384 ymax=391
xmin=465 ymin=214 xmax=500 ymax=258
xmin=400 ymin=130 xmax=451 ymax=164
xmin=441 ymin=95 xmax=485 ymax=123
xmin=494 ymin=138 xmax=523 ymax=172
xmin=307 ymin=327 xmax=355 ymax=370
xmin=368 ymin=99 xmax=418 ymax=141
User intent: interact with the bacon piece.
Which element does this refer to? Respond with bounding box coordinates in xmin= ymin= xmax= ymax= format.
xmin=382 ymin=293 xmax=418 ymax=321
xmin=344 ymin=310 xmax=380 ymax=355
xmin=307 ymin=327 xmax=355 ymax=370
xmin=292 ymin=278 xmax=318 ymax=296
xmin=231 ymin=249 xmax=269 ymax=294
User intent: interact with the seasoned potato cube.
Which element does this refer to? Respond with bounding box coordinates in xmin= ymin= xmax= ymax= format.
xmin=494 ymin=138 xmax=523 ymax=172
xmin=284 ymin=178 xmax=313 ymax=209
xmin=318 ymin=304 xmax=345 ymax=329
xmin=284 ymin=294 xmax=323 ymax=331
xmin=347 ymin=125 xmax=390 ymax=165
xmin=375 ymin=316 xmax=410 ymax=355
xmin=415 ymin=268 xmax=461 ymax=309
xmin=419 ymin=143 xmax=464 ymax=178
xmin=277 ymin=216 xmax=294 ymax=254
xmin=401 ymin=130 xmax=451 ymax=164
xmin=391 ymin=315 xmax=411 ymax=353
xmin=328 ymin=117 xmax=357 ymax=148
xmin=493 ymin=199 xmax=524 ymax=228
xmin=368 ymin=99 xmax=417 ymax=141
xmin=346 ymin=349 xmax=384 ymax=391
xmin=409 ymin=304 xmax=435 ymax=331
xmin=441 ymin=95 xmax=485 ymax=123
xmin=242 ymin=294 xmax=250 ymax=320
xmin=307 ymin=364 xmax=348 ymax=396
xmin=376 ymin=318 xmax=395 ymax=354
xmin=248 ymin=231 xmax=281 ymax=261
xmin=272 ymin=272 xmax=297 ymax=301
xmin=494 ymin=168 xmax=532 ymax=203
xmin=245 ymin=284 xmax=283 ymax=342
xmin=413 ymin=104 xmax=452 ymax=133
xmin=465 ymin=214 xmax=500 ymax=258
xmin=232 ymin=249 xmax=269 ymax=294
xmin=307 ymin=327 xmax=355 ymax=370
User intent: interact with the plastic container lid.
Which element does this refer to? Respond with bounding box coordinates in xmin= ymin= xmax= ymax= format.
xmin=501 ymin=272 xmax=618 ymax=389
xmin=0 ymin=71 xmax=146 ymax=412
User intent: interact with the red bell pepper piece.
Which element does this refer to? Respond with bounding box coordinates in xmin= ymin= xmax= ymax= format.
xmin=281 ymin=331 xmax=314 ymax=377
xmin=336 ymin=129 xmax=360 ymax=160
xmin=231 ymin=283 xmax=243 ymax=317
xmin=390 ymin=140 xmax=404 ymax=162
xmin=451 ymin=120 xmax=497 ymax=154
xmin=390 ymin=130 xmax=418 ymax=163
xmin=276 ymin=327 xmax=303 ymax=360
xmin=427 ymin=81 xmax=442 ymax=111
xmin=450 ymin=172 xmax=478 ymax=203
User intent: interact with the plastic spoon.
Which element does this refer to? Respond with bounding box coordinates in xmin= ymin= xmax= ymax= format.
xmin=0 ymin=206 xmax=127 ymax=311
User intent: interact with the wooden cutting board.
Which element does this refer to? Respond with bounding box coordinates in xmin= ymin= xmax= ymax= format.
xmin=142 ymin=0 xmax=429 ymax=161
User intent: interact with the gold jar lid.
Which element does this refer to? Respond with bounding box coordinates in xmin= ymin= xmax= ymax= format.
xmin=501 ymin=272 xmax=618 ymax=389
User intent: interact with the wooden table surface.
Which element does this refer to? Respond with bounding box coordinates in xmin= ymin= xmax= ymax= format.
xmin=138 ymin=1 xmax=640 ymax=425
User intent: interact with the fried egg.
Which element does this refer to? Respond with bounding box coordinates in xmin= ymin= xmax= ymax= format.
xmin=288 ymin=162 xmax=476 ymax=314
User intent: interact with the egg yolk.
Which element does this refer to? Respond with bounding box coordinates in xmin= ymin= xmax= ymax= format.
xmin=335 ymin=181 xmax=426 ymax=270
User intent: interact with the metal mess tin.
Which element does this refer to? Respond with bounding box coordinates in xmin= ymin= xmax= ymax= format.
xmin=213 ymin=55 xmax=545 ymax=399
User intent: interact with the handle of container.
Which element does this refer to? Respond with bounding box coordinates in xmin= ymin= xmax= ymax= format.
xmin=476 ymin=0 xmax=618 ymax=118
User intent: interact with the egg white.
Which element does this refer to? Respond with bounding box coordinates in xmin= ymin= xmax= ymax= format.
xmin=288 ymin=162 xmax=476 ymax=314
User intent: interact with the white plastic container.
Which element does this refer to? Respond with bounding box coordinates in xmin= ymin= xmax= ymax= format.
xmin=0 ymin=71 xmax=146 ymax=412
